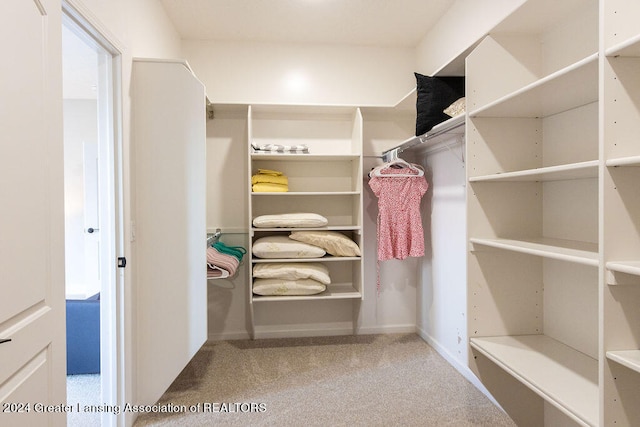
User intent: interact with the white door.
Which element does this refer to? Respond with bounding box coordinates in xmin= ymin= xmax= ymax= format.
xmin=83 ymin=141 xmax=101 ymax=293
xmin=132 ymin=59 xmax=207 ymax=405
xmin=0 ymin=0 xmax=66 ymax=426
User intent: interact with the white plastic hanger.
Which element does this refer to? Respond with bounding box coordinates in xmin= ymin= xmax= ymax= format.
xmin=207 ymin=263 xmax=230 ymax=279
xmin=370 ymin=158 xmax=424 ymax=177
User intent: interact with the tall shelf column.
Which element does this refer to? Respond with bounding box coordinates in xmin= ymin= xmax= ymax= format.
xmin=465 ymin=0 xmax=600 ymax=425
xmin=602 ymin=0 xmax=640 ymax=425
xmin=246 ymin=105 xmax=364 ymax=339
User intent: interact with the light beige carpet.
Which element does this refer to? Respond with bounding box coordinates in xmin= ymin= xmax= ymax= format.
xmin=134 ymin=333 xmax=515 ymax=426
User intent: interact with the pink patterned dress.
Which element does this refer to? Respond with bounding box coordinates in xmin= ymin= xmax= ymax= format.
xmin=368 ymin=167 xmax=428 ymax=261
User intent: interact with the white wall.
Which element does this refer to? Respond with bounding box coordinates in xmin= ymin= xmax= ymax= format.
xmin=415 ymin=0 xmax=526 ymax=75
xmin=183 ymin=40 xmax=416 ymax=106
xmin=195 ymin=41 xmax=419 ymax=339
xmin=195 ymin=1 xmax=527 ymax=341
xmin=403 ymin=138 xmax=470 ymax=374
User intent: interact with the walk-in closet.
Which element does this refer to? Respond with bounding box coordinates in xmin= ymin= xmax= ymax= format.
xmin=4 ymin=1 xmax=640 ymax=426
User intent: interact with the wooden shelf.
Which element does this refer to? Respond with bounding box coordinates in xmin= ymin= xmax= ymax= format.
xmin=606 ymin=155 xmax=640 ymax=167
xmin=469 ymin=160 xmax=598 ymax=182
xmin=469 ymin=54 xmax=598 ymax=119
xmin=607 ymin=350 xmax=640 ymax=374
xmin=252 ymin=283 xmax=362 ymax=302
xmin=251 ymin=191 xmax=359 ymax=196
xmin=470 ymin=335 xmax=598 ymax=427
xmin=607 ymin=261 xmax=640 ymax=276
xmin=252 ymin=256 xmax=361 ymax=264
xmin=606 ymin=261 xmax=640 ymax=285
xmin=470 ymin=237 xmax=599 ymax=266
xmin=252 ymin=226 xmax=361 ymax=233
xmin=606 ymin=33 xmax=640 ymax=57
xmin=251 ymin=153 xmax=360 ymax=161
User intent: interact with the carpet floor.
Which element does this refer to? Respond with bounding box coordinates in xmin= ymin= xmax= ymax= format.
xmin=134 ymin=333 xmax=515 ymax=427
xmin=67 ymin=374 xmax=101 ymax=426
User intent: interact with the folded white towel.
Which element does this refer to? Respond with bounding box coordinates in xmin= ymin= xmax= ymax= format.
xmin=251 ymin=143 xmax=309 ymax=154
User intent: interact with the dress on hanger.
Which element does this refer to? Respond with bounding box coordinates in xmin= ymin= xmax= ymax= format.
xmin=368 ymin=165 xmax=428 ymax=261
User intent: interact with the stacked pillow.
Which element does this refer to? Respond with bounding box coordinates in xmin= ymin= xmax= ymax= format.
xmin=251 ymin=232 xmax=360 ymax=259
xmin=250 ymin=213 xmax=361 ymax=296
xmin=252 ymin=263 xmax=330 ymax=296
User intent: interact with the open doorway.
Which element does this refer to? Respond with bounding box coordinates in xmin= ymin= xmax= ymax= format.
xmin=62 ymin=6 xmax=122 ymax=426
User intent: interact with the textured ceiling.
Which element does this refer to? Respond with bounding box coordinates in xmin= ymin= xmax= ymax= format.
xmin=160 ymin=0 xmax=453 ymax=47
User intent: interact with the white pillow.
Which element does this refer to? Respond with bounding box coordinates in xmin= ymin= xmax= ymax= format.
xmin=253 ymin=262 xmax=331 ymax=285
xmin=252 ymin=213 xmax=328 ymax=228
xmin=443 ymin=97 xmax=466 ymax=117
xmin=289 ymin=231 xmax=361 ymax=257
xmin=252 ymin=278 xmax=326 ymax=296
xmin=252 ymin=235 xmax=326 ymax=259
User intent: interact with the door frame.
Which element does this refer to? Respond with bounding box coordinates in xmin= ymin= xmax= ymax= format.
xmin=61 ymin=2 xmax=125 ymax=426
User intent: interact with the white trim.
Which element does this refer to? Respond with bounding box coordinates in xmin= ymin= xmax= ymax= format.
xmin=415 ymin=326 xmax=506 ymax=412
xmin=61 ymin=4 xmax=126 ymax=426
xmin=62 ymin=0 xmax=125 ymax=54
xmin=208 ymin=324 xmax=417 ymax=341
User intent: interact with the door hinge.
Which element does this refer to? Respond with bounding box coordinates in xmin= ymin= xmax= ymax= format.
xmin=117 ymin=257 xmax=127 ymax=268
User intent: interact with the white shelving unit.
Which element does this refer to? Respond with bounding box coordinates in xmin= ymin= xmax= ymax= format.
xmin=470 ymin=335 xmax=598 ymax=427
xmin=247 ymin=105 xmax=364 ymax=338
xmin=466 ymin=0 xmax=601 ymax=425
xmin=602 ymin=0 xmax=640 ymax=425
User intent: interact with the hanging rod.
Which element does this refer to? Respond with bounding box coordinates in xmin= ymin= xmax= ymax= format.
xmin=207 ymin=228 xmax=222 ymax=247
xmin=381 ymin=114 xmax=465 ymax=162
xmin=206 ymin=100 xmax=215 ymax=120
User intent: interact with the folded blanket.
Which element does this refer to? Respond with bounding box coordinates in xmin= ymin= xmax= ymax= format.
xmin=252 ymin=143 xmax=309 ymax=154
xmin=212 ymin=241 xmax=246 ymax=263
xmin=252 ymin=182 xmax=289 ymax=192
xmin=206 ymin=247 xmax=239 ymax=276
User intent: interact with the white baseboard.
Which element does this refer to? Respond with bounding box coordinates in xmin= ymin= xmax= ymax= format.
xmin=208 ymin=324 xmax=416 ymax=341
xmin=415 ymin=326 xmax=504 ymax=410
xmin=208 ymin=331 xmax=250 ymax=341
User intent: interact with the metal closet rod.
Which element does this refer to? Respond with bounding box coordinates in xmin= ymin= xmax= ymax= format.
xmin=381 ymin=117 xmax=465 ymax=162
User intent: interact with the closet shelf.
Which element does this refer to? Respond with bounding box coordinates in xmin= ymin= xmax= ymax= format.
xmin=606 ymin=32 xmax=640 ymax=57
xmin=606 ymin=261 xmax=640 ymax=285
xmin=252 ymin=256 xmax=362 ymax=264
xmin=252 ymin=191 xmax=359 ymax=196
xmin=469 ymin=53 xmax=598 ymax=119
xmin=607 ymin=350 xmax=640 ymax=374
xmin=606 ymin=155 xmax=640 ymax=167
xmin=470 ymin=335 xmax=598 ymax=427
xmin=607 ymin=261 xmax=640 ymax=276
xmin=252 ymin=283 xmax=362 ymax=302
xmin=470 ymin=237 xmax=599 ymax=266
xmin=251 ymin=154 xmax=360 ymax=161
xmin=252 ymin=226 xmax=361 ymax=232
xmin=469 ymin=160 xmax=598 ymax=182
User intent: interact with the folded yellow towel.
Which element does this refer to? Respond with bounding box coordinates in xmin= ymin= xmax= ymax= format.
xmin=257 ymin=169 xmax=283 ymax=176
xmin=251 ymin=173 xmax=288 ymax=186
xmin=252 ymin=182 xmax=289 ymax=192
